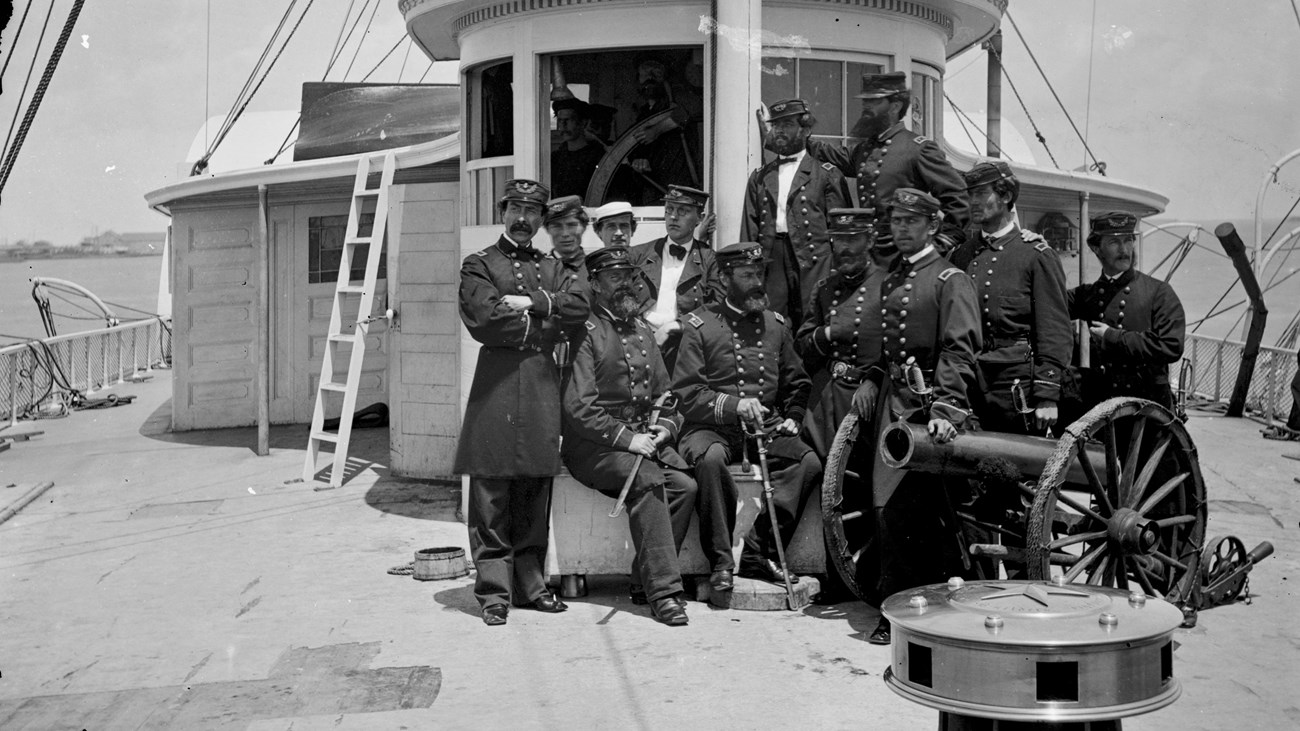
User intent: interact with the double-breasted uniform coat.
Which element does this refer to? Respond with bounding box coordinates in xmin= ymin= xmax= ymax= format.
xmin=673 ymin=302 xmax=821 ymax=574
xmin=551 ymin=252 xmax=589 ymax=381
xmin=454 ymin=235 xmax=590 ymax=609
xmin=561 ymin=308 xmax=697 ymax=603
xmin=741 ymin=154 xmax=853 ymax=324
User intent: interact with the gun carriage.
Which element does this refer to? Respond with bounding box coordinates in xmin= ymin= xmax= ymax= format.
xmin=823 ymin=396 xmax=1218 ymax=618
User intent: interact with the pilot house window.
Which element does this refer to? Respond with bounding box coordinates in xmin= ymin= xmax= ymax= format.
xmin=761 ymin=56 xmax=885 ymax=144
xmin=308 ymin=214 xmax=385 ymax=284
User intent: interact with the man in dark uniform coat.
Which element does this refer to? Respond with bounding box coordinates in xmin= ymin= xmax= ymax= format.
xmin=544 ymin=195 xmax=591 ymax=381
xmin=742 ymin=98 xmax=853 ymax=325
xmin=805 ymin=72 xmax=969 ymax=253
xmin=551 ymin=98 xmax=605 ymax=198
xmin=629 ymin=185 xmax=722 ymax=369
xmin=950 ymin=161 xmax=1071 ymax=435
xmin=867 ymin=188 xmax=982 ymax=645
xmin=1067 ymin=211 xmax=1186 ymax=413
xmin=454 ymin=179 xmax=591 ymax=626
xmin=673 ymin=242 xmax=821 ymax=592
xmin=795 ymin=209 xmax=890 ymax=458
xmin=562 ymin=247 xmax=698 ymax=626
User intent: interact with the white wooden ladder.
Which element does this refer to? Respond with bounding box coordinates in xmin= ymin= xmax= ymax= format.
xmin=302 ymin=151 xmax=396 ymax=488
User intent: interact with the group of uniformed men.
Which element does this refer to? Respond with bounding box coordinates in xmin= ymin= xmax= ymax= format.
xmin=454 ymin=72 xmax=1187 ymax=638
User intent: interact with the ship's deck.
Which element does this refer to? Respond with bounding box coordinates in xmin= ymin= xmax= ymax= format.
xmin=1 ymin=373 xmax=1296 ymax=730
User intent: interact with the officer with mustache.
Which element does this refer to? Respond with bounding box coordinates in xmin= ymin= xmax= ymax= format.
xmin=591 ymin=201 xmax=638 ymax=248
xmin=455 ymin=179 xmax=591 ymax=626
xmin=561 ymin=247 xmax=698 ymax=626
xmin=672 ymin=242 xmax=820 ymax=593
xmin=1067 ymin=211 xmax=1185 ymax=413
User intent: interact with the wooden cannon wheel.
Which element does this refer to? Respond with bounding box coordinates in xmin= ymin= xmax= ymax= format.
xmin=1026 ymin=397 xmax=1207 ymax=604
xmin=822 ymin=410 xmax=878 ymax=602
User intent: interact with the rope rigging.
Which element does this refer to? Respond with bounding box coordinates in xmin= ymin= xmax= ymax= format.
xmin=943 ymin=93 xmax=1007 ymax=159
xmin=1004 ymin=9 xmax=1106 ymax=175
xmin=1 ymin=0 xmax=56 ymax=166
xmin=0 ymin=0 xmax=37 ymax=86
xmin=985 ymin=40 xmax=1059 ymax=170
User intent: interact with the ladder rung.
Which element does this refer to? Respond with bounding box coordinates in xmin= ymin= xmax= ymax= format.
xmin=328 ymin=333 xmax=360 ymax=343
xmin=338 ymin=285 xmax=365 ymax=294
xmin=319 ymin=382 xmax=348 ymax=393
xmin=345 ymin=236 xmax=371 ymax=245
xmin=310 ymin=430 xmax=339 ymax=443
xmin=354 ymin=189 xmax=380 ymax=198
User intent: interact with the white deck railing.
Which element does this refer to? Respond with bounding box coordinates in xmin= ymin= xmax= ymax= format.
xmin=1 ymin=319 xmax=171 ymax=426
xmin=1181 ymin=332 xmax=1298 ymax=423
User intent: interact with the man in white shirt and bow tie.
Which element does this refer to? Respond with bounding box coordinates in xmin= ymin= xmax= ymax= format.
xmin=742 ymin=98 xmax=852 ymax=327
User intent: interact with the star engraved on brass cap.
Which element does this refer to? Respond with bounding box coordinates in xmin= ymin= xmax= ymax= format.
xmin=977 ymin=583 xmax=1091 ymax=608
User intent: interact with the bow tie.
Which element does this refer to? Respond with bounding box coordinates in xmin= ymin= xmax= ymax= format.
xmin=776 ymin=156 xmax=798 ymax=166
xmin=668 ymin=243 xmax=688 ymax=259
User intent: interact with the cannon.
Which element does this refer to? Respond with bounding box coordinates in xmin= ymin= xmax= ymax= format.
xmin=823 ymin=397 xmax=1210 ymax=615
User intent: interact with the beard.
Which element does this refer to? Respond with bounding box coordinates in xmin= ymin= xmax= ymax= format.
xmin=739 ymin=288 xmax=769 ymax=314
xmin=834 ymin=258 xmax=867 ymax=280
xmin=605 ymin=289 xmax=640 ymax=319
xmin=850 ymin=114 xmax=886 ymax=140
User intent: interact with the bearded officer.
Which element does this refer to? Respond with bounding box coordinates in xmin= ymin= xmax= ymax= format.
xmin=673 ymin=242 xmax=821 ymax=592
xmin=544 ymin=195 xmax=592 ymax=381
xmin=1068 ymin=211 xmax=1185 ymax=413
xmin=794 ymin=208 xmax=892 ymax=458
xmin=868 ymin=188 xmax=981 ymax=644
xmin=562 ymin=247 xmax=698 ymax=626
xmin=454 ymin=179 xmax=591 ymax=626
xmin=805 ymin=72 xmax=969 ymax=253
xmin=951 ymin=161 xmax=1071 ymax=434
xmin=629 ymin=185 xmax=722 ymax=369
xmin=742 ymin=98 xmax=853 ymax=325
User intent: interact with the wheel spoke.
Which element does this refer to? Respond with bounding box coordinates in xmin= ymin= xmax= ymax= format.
xmin=1047 ymin=529 xmax=1108 ymax=551
xmin=1151 ymin=514 xmax=1198 ymax=529
xmin=1120 ymin=417 xmax=1147 ymax=505
xmin=1128 ymin=432 xmax=1172 ymax=509
xmin=1128 ymin=555 xmax=1157 ymax=596
xmin=1103 ymin=423 xmax=1121 ymax=495
xmin=1063 ymin=542 xmax=1107 ymax=582
xmin=1052 ymin=490 xmax=1110 ymax=526
xmin=1151 ymin=550 xmax=1189 ymax=572
xmin=1088 ymin=554 xmax=1111 ymax=585
xmin=956 ymin=512 xmax=1023 ymax=539
xmin=1075 ymin=445 xmax=1114 ymax=514
xmin=1136 ymin=472 xmax=1189 ymax=516
xmin=841 ymin=510 xmax=864 ymax=522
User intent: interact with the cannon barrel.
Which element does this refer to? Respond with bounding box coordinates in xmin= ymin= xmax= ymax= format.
xmin=880 ymin=421 xmax=1108 ymax=489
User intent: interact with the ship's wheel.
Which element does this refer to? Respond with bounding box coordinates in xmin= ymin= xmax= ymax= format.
xmin=583 ymin=109 xmax=674 ymax=205
xmin=1026 ymin=397 xmax=1206 ymax=606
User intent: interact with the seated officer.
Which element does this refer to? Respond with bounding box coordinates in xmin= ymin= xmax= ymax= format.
xmin=630 ymin=185 xmax=722 ymax=368
xmin=672 ymin=242 xmax=820 ymax=592
xmin=1067 ymin=211 xmax=1186 ymax=414
xmin=562 ymin=247 xmax=697 ymax=627
xmin=795 ymin=208 xmax=889 ymax=459
xmin=591 ymin=201 xmax=638 ymax=248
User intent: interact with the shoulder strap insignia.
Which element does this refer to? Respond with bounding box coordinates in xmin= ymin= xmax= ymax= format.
xmin=473 ymin=249 xmax=489 ymax=257
xmin=687 ymin=312 xmax=705 ymax=329
xmin=773 ymin=312 xmax=787 ymax=324
xmin=914 ymin=135 xmax=930 ymax=145
xmin=938 ymin=267 xmax=963 ymax=282
xmin=585 ymin=320 xmax=596 ymax=331
xmin=821 ymin=161 xmax=835 ymax=172
xmin=1034 ymin=242 xmax=1051 ymax=253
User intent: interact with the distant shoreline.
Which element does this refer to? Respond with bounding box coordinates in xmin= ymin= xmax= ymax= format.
xmin=0 ymin=252 xmax=164 ymax=262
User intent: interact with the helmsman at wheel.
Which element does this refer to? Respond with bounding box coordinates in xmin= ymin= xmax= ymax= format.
xmin=866 ymin=188 xmax=981 ymax=645
xmin=672 ymin=242 xmax=822 ymax=593
xmin=454 ymin=179 xmax=591 ymax=627
xmin=950 ymin=161 xmax=1071 ymax=434
xmin=1068 ymin=211 xmax=1186 ymax=413
xmin=561 ymin=247 xmax=698 ymax=627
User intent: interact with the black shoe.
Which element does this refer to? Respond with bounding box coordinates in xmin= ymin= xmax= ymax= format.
xmin=629 ymin=584 xmax=648 ymax=605
xmin=738 ymin=558 xmax=800 ymax=585
xmin=482 ymin=605 xmax=508 ymax=626
xmin=709 ymin=568 xmax=734 ymax=592
xmin=868 ymin=618 xmax=891 ymax=645
xmin=513 ymin=594 xmax=568 ymax=613
xmin=650 ymin=595 xmax=689 ymax=626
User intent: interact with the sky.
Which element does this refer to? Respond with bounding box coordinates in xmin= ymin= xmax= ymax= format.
xmin=1 ymin=0 xmax=1299 ymax=246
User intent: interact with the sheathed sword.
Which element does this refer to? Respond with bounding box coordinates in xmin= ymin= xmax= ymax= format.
xmin=609 ymin=391 xmax=678 ymax=518
xmin=746 ymin=420 xmax=798 ymax=608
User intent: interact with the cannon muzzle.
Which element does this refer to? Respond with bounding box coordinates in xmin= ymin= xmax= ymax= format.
xmin=880 ymin=421 xmax=1108 ymax=489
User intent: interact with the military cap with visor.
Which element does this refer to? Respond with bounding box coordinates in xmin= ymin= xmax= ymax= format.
xmin=585 ymin=246 xmax=637 ymax=276
xmin=1090 ymin=211 xmax=1139 ymax=237
xmin=766 ymin=98 xmax=809 ymax=121
xmin=544 ymin=195 xmax=586 ymax=225
xmin=888 ymin=187 xmax=941 ymax=217
xmin=827 ymin=208 xmax=876 ymax=237
xmin=662 ymin=184 xmax=710 ymax=209
xmin=714 ymin=241 xmax=770 ymax=269
xmin=500 ymin=178 xmax=550 ymax=207
xmin=856 ymin=71 xmax=908 ymax=99
xmin=552 ymin=97 xmax=589 ymax=117
xmin=963 ymin=160 xmax=1017 ymax=190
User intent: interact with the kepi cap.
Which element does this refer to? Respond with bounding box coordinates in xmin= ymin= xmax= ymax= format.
xmin=766 ymin=98 xmax=809 ymax=121
xmin=964 ymin=160 xmax=1016 ymax=189
xmin=715 ymin=241 xmax=769 ymax=269
xmin=585 ymin=246 xmax=637 ymax=276
xmin=856 ymin=71 xmax=907 ymax=99
xmin=1090 ymin=211 xmax=1138 ymax=236
xmin=500 ymin=178 xmax=550 ymax=208
xmin=828 ymin=208 xmax=876 ymax=236
xmin=888 ymin=188 xmax=941 ymax=217
xmin=544 ymin=195 xmax=586 ymax=224
xmin=552 ymin=97 xmax=589 ymax=117
xmin=662 ymin=184 xmax=710 ymax=208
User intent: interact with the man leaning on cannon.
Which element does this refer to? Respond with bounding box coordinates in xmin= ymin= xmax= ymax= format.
xmin=1067 ymin=211 xmax=1186 ymax=416
xmin=672 ymin=242 xmax=822 ymax=593
xmin=561 ymin=247 xmax=698 ymax=627
xmin=950 ymin=160 xmax=1071 ymax=435
xmin=454 ymin=179 xmax=591 ymax=627
xmin=867 ymin=188 xmax=982 ymax=645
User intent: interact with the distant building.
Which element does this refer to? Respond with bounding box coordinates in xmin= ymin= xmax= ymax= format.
xmin=77 ymin=230 xmax=166 ymax=255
